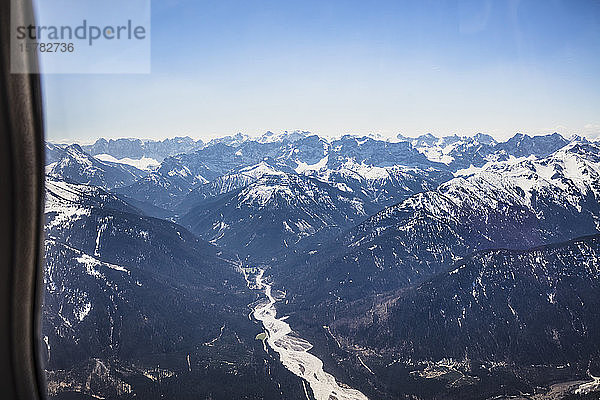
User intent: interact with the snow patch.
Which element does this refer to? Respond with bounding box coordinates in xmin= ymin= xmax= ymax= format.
xmin=95 ymin=153 xmax=159 ymax=170
xmin=295 ymin=155 xmax=329 ymax=174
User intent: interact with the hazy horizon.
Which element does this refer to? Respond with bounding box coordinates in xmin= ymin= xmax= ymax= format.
xmin=47 ymin=128 xmax=599 ymax=146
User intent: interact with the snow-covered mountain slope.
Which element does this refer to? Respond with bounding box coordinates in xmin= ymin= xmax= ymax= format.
xmin=304 ymin=159 xmax=453 ymax=207
xmin=223 ymin=157 xmax=451 ymax=210
xmin=94 ymin=153 xmax=160 ymax=171
xmin=176 ymin=161 xmax=284 ymax=214
xmin=180 ymin=171 xmax=380 ymax=261
xmin=46 ymin=178 xmax=138 ymax=217
xmin=44 ymin=178 xmax=306 ymax=399
xmin=324 ymin=234 xmax=600 ymax=400
xmin=284 ymin=141 xmax=600 ymax=304
xmin=47 ymin=144 xmax=147 ymax=189
xmin=45 ymin=142 xmax=67 ymax=165
xmin=45 ymin=178 xmax=230 ymax=278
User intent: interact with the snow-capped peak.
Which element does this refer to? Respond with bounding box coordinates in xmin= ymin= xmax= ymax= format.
xmin=239 ymin=161 xmax=285 ymax=179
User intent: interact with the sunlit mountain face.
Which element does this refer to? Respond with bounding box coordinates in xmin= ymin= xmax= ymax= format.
xmin=43 ymin=132 xmax=600 ymax=399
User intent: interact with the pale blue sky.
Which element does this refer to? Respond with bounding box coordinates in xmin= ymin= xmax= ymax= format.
xmin=41 ymin=0 xmax=600 ymax=142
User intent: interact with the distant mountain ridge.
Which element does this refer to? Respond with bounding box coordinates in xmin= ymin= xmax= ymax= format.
xmin=75 ymin=132 xmax=575 ymax=192
xmin=82 ymin=136 xmax=204 ymax=162
xmin=51 ymin=130 xmax=578 ymax=169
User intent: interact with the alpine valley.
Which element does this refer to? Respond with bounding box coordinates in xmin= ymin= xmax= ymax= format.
xmin=43 ymin=131 xmax=600 ymax=399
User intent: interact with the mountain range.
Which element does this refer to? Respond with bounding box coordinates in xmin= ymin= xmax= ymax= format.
xmin=43 ymin=131 xmax=600 ymax=399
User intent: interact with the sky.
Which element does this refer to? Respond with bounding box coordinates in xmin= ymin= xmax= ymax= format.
xmin=40 ymin=0 xmax=600 ymax=142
